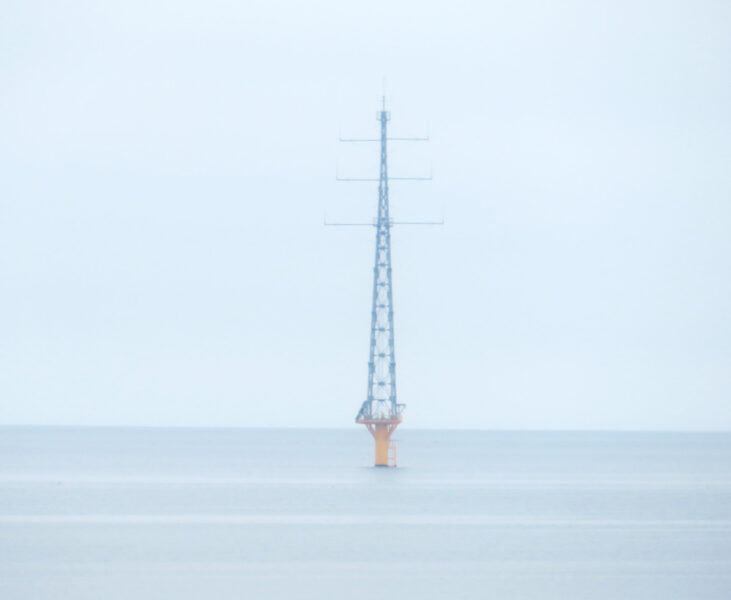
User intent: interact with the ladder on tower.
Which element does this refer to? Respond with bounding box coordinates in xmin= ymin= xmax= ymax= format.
xmin=388 ymin=442 xmax=397 ymax=467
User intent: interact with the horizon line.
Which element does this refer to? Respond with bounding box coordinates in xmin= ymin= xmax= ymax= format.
xmin=1 ymin=424 xmax=729 ymax=434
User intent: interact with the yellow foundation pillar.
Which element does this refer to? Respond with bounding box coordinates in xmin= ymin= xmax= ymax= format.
xmin=363 ymin=420 xmax=400 ymax=467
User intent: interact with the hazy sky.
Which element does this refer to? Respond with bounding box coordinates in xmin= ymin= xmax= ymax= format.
xmin=1 ymin=0 xmax=729 ymax=429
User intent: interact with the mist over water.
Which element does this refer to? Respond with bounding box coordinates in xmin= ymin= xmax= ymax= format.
xmin=1 ymin=427 xmax=729 ymax=599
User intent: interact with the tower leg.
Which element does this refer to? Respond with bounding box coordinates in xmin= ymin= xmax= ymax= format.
xmin=365 ymin=422 xmax=399 ymax=467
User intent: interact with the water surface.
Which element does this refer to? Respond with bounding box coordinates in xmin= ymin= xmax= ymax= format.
xmin=1 ymin=427 xmax=729 ymax=599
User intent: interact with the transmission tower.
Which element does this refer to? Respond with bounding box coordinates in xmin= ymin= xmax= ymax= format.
xmin=332 ymin=97 xmax=436 ymax=466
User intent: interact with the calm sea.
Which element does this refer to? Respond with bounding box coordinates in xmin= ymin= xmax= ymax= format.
xmin=0 ymin=427 xmax=729 ymax=599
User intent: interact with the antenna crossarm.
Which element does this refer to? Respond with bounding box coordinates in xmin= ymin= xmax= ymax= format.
xmin=336 ymin=176 xmax=432 ymax=182
xmin=339 ymin=137 xmax=429 ymax=142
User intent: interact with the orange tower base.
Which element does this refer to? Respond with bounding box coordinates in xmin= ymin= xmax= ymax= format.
xmin=359 ymin=418 xmax=401 ymax=467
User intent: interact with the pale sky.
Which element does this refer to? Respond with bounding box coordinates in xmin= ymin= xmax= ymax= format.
xmin=1 ymin=0 xmax=729 ymax=429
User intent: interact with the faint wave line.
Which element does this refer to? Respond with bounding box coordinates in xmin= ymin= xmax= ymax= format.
xmin=1 ymin=514 xmax=731 ymax=527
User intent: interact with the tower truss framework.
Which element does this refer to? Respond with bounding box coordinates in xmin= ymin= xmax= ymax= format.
xmin=334 ymin=98 xmax=433 ymax=466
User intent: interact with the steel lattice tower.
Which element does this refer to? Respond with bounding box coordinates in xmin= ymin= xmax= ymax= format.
xmin=355 ymin=100 xmax=404 ymax=425
xmin=334 ymin=97 xmax=432 ymax=467
xmin=353 ymin=98 xmax=405 ymax=468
